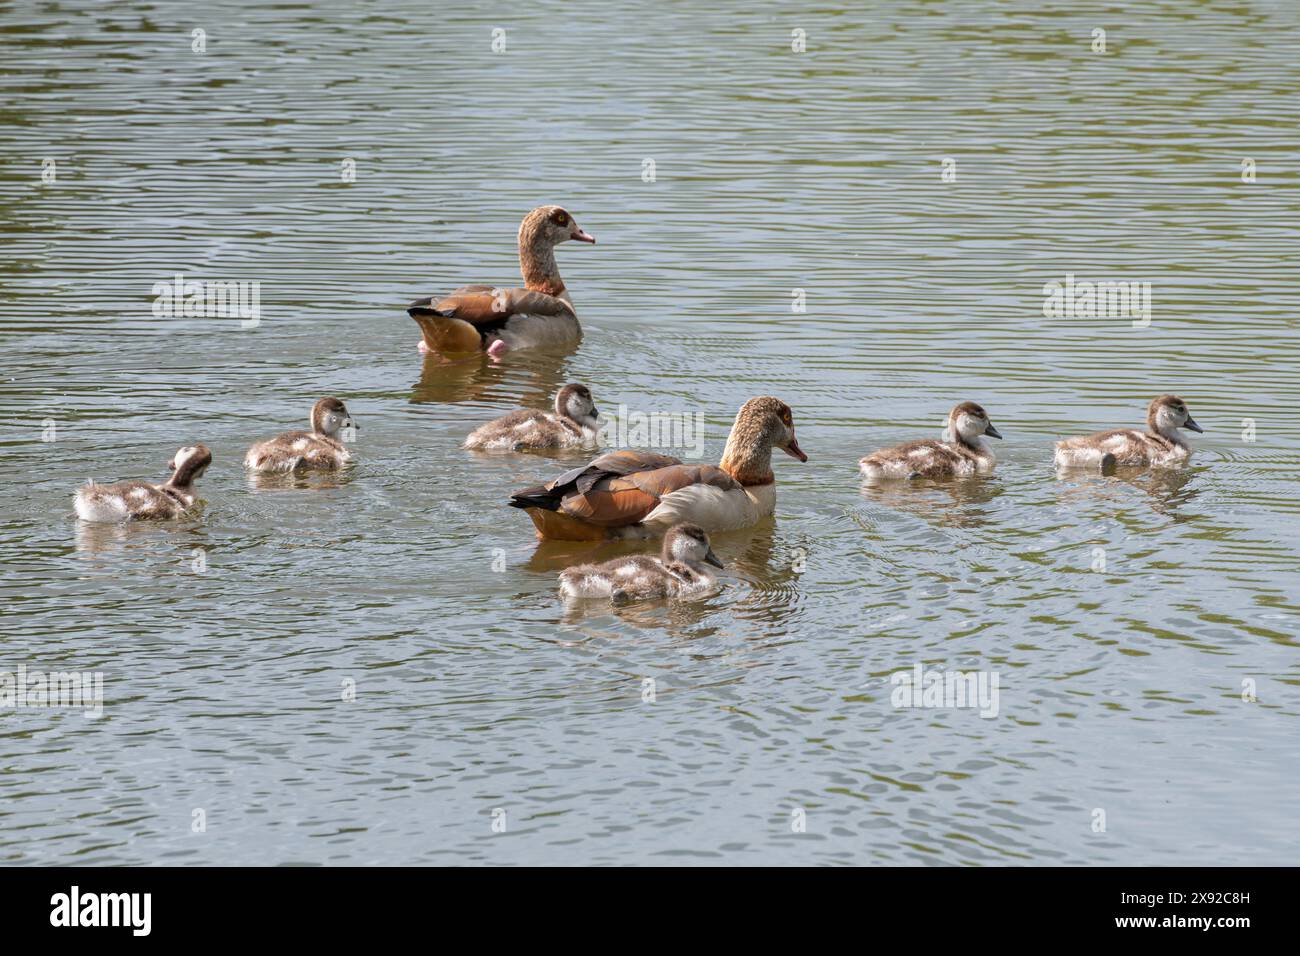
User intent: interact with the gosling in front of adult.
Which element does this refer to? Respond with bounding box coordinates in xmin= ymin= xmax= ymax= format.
xmin=859 ymin=402 xmax=1002 ymax=479
xmin=245 ymin=397 xmax=358 ymax=473
xmin=558 ymin=523 xmax=724 ymax=603
xmin=1054 ymin=394 xmax=1202 ymax=470
xmin=464 ymin=383 xmax=600 ymax=451
xmin=74 ymin=444 xmax=212 ymax=521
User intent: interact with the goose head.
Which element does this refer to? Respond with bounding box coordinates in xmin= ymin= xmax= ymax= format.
xmin=167 ymin=444 xmax=212 ymax=487
xmin=1148 ymin=394 xmax=1202 ymax=437
xmin=518 ymin=206 xmax=595 ymax=295
xmin=719 ymin=396 xmax=807 ymax=485
xmin=554 ymin=383 xmax=600 ymax=430
xmin=947 ymin=402 xmax=1002 ymax=446
xmin=662 ymin=523 xmax=724 ymax=568
xmin=312 ymin=397 xmax=358 ymax=439
xmin=520 ymin=205 xmax=595 ymax=246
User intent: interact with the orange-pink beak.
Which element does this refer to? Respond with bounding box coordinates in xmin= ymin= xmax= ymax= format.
xmin=783 ymin=432 xmax=808 ymax=462
xmin=571 ymin=227 xmax=596 ymax=244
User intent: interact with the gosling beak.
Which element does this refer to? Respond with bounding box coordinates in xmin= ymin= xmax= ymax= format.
xmin=1184 ymin=416 xmax=1203 ymax=433
xmin=985 ymin=424 xmax=1003 ymax=440
xmin=571 ymin=228 xmax=596 ymax=244
xmin=704 ymin=549 xmax=724 ymax=569
xmin=783 ymin=433 xmax=809 ymax=462
xmin=347 ymin=418 xmax=359 ymax=431
xmin=166 ymin=459 xmax=176 ymax=471
xmin=590 ymin=407 xmax=600 ymax=420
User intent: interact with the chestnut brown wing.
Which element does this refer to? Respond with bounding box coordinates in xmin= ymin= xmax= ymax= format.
xmin=408 ymin=287 xmax=575 ymax=327
xmin=558 ymin=464 xmax=742 ymax=529
xmin=509 ymin=451 xmax=685 ymax=516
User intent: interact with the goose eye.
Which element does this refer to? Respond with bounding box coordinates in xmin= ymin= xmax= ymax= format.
xmin=553 ymin=211 xmax=569 ymax=226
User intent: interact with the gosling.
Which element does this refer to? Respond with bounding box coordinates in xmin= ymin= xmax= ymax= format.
xmin=245 ymin=397 xmax=358 ymax=473
xmin=558 ymin=523 xmax=723 ymax=603
xmin=1054 ymin=394 xmax=1203 ymax=470
xmin=464 ymin=383 xmax=600 ymax=451
xmin=74 ymin=444 xmax=212 ymax=521
xmin=860 ymin=402 xmax=1002 ymax=479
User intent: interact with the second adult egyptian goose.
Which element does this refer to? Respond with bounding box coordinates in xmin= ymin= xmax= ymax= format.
xmin=508 ymin=396 xmax=807 ymax=540
xmin=408 ymin=205 xmax=596 ymax=359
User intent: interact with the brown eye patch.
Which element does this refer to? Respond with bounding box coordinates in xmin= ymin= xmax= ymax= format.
xmin=552 ymin=211 xmax=569 ymax=226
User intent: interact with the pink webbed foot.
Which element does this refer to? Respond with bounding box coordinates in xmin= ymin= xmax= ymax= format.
xmin=486 ymin=339 xmax=510 ymax=361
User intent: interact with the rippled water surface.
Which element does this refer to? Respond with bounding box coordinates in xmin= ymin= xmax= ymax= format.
xmin=2 ymin=0 xmax=1298 ymax=865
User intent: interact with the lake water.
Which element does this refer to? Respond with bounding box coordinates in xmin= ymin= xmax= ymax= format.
xmin=1 ymin=1 xmax=1297 ymax=865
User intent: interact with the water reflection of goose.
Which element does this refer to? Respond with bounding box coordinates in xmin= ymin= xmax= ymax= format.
xmin=408 ymin=346 xmax=574 ymax=407
xmin=1054 ymin=463 xmax=1201 ymax=518
xmin=557 ymin=590 xmax=722 ymax=632
xmin=244 ymin=468 xmax=356 ymax=493
xmin=860 ymin=475 xmax=1004 ymax=528
xmin=74 ymin=515 xmax=207 ymax=559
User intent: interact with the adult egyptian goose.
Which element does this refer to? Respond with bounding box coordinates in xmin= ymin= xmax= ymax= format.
xmin=558 ymin=523 xmax=724 ymax=602
xmin=74 ymin=445 xmax=212 ymax=521
xmin=408 ymin=205 xmax=596 ymax=359
xmin=508 ymin=396 xmax=807 ymax=540
xmin=1054 ymin=394 xmax=1202 ymax=470
xmin=464 ymin=383 xmax=600 ymax=451
xmin=859 ymin=402 xmax=1002 ymax=479
xmin=244 ymin=397 xmax=358 ymax=473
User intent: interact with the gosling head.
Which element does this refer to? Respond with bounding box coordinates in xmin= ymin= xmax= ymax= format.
xmin=554 ymin=383 xmax=600 ymax=429
xmin=167 ymin=444 xmax=212 ymax=486
xmin=312 ymin=397 xmax=358 ymax=439
xmin=948 ymin=402 xmax=1002 ymax=445
xmin=662 ymin=523 xmax=724 ymax=568
xmin=1148 ymin=394 xmax=1202 ymax=437
xmin=521 ymin=205 xmax=596 ymax=247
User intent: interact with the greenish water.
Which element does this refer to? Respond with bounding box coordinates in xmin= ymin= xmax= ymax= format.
xmin=1 ymin=1 xmax=1297 ymax=865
